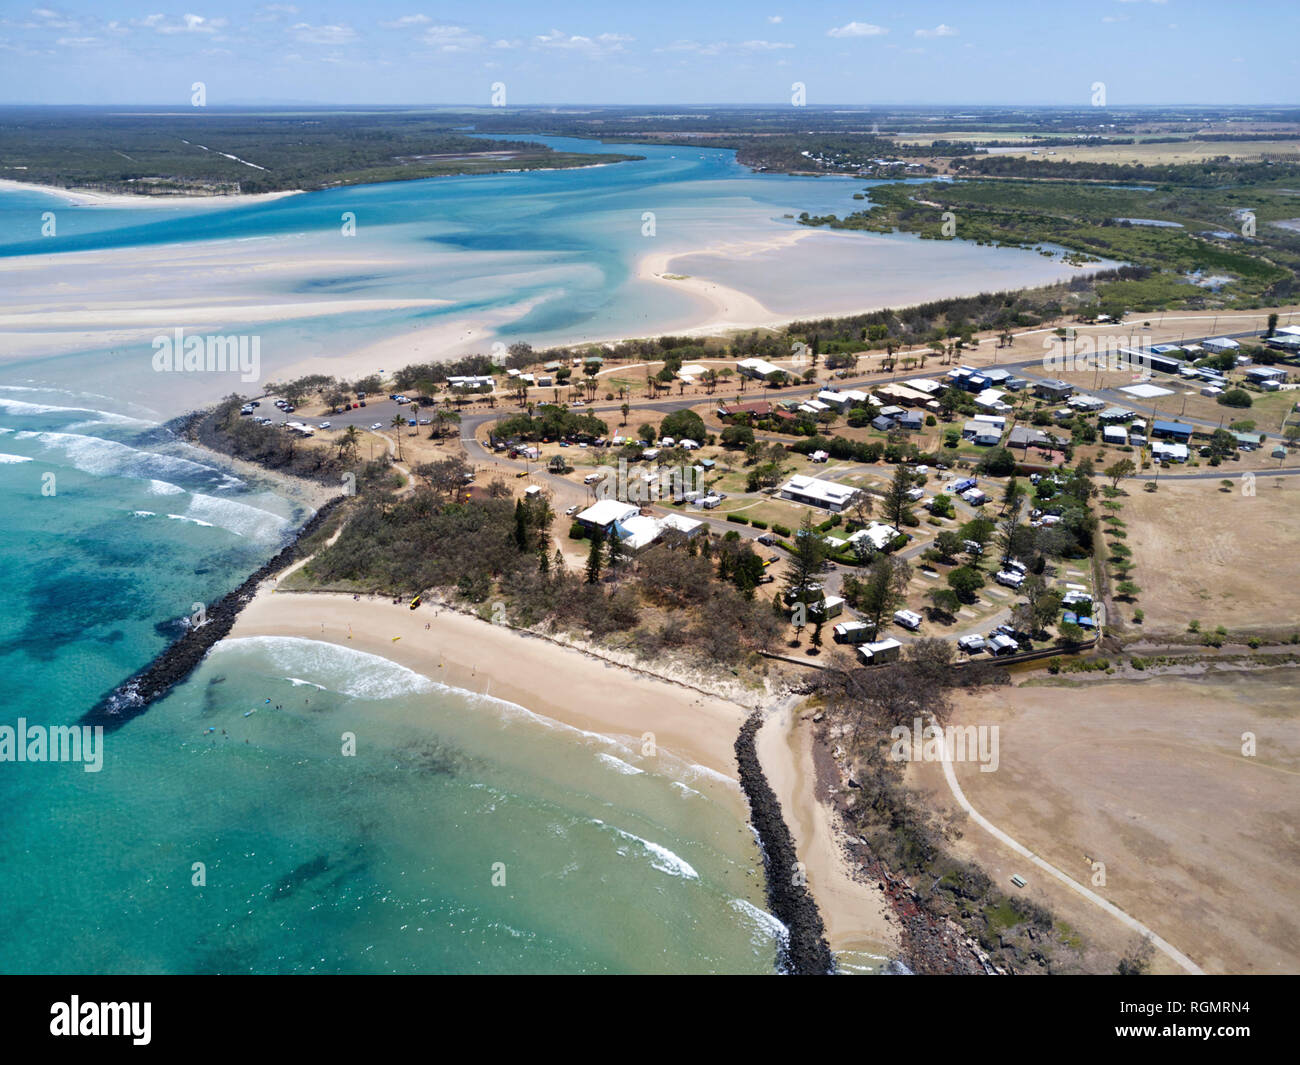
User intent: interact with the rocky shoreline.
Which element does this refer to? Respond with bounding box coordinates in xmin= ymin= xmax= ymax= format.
xmin=734 ymin=712 xmax=836 ymax=975
xmin=82 ymin=494 xmax=347 ymax=730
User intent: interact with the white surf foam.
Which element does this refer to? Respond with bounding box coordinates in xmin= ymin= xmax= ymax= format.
xmin=214 ymin=636 xmax=440 ymax=700
xmin=592 ymin=819 xmax=700 ymax=880
xmin=0 ymin=452 xmax=33 ymax=464
xmin=729 ymin=897 xmax=790 ymax=949
xmin=596 ymin=752 xmax=645 ymax=776
xmin=184 ymin=491 xmax=290 ymax=543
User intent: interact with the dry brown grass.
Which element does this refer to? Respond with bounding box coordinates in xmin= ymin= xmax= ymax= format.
xmin=1119 ymin=475 xmax=1300 ymax=634
xmin=910 ymin=670 xmax=1300 ymax=974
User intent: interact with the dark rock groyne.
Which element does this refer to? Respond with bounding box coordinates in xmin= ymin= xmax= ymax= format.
xmin=83 ymin=495 xmax=348 ymax=730
xmin=734 ymin=712 xmax=836 ymax=975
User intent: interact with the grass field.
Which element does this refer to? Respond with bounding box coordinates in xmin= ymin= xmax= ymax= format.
xmin=982 ymin=139 xmax=1300 ymax=165
xmin=911 ymin=670 xmax=1300 ymax=974
xmin=1119 ymin=475 xmax=1300 ymax=634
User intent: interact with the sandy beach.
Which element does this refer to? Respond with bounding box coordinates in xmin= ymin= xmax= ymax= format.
xmin=230 ymin=588 xmax=750 ymax=784
xmin=757 ymin=700 xmax=901 ymax=958
xmin=0 ymin=177 xmax=302 ymax=208
xmin=224 ymin=581 xmax=901 ymax=963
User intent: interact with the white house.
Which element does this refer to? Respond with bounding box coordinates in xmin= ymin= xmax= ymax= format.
xmin=737 ymin=357 xmax=785 ymax=381
xmin=1202 ymin=337 xmax=1241 ymax=353
xmin=1152 ymin=441 xmax=1190 ymax=463
xmin=962 ymin=420 xmax=1002 ymax=447
xmin=817 ymin=390 xmax=854 ymax=412
xmin=779 ymin=474 xmax=859 ymax=511
xmin=1102 ymin=425 xmax=1128 ymax=445
xmin=846 ymin=521 xmax=900 ymax=553
xmin=576 ymin=500 xmax=639 ymax=533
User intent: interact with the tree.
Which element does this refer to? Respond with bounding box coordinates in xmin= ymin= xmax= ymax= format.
xmin=420 ymin=455 xmax=472 ymax=500
xmin=933 ymin=530 xmax=963 ymax=562
xmin=432 ymin=408 xmax=461 ymax=440
xmin=1104 ymin=457 xmax=1136 ymax=489
xmin=338 ymin=425 xmax=361 ymax=464
xmin=660 ymin=408 xmax=706 ymax=441
xmin=809 ymin=617 xmax=825 ymax=654
xmin=637 ymin=422 xmax=657 ymax=444
xmin=1217 ymin=389 xmax=1252 ymax=409
xmin=977 ymin=447 xmax=1017 ymax=477
xmin=784 ymin=513 xmax=826 ymax=604
xmin=390 ymin=413 xmax=407 ymax=461
xmin=926 ymin=587 xmax=961 ymax=618
xmin=849 ymin=489 xmax=875 ymax=529
xmin=1065 ymin=457 xmax=1096 ymax=503
xmin=606 ymin=525 xmax=633 ymax=578
xmin=882 ymin=462 xmax=914 ymax=530
xmin=584 ymin=528 xmax=605 ymax=584
xmin=720 ymin=424 xmax=755 ymax=449
xmin=620 ymin=402 xmax=630 ymax=426
xmin=1267 ymin=312 xmax=1279 ymax=338
xmin=852 ymin=554 xmax=911 ymax=634
xmin=946 ymin=565 xmax=985 ymax=603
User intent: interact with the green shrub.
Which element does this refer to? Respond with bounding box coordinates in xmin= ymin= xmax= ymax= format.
xmin=772 ymin=523 xmax=792 ymax=537
xmin=727 ymin=514 xmax=750 ymax=525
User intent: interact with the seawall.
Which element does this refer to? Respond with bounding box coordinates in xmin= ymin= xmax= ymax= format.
xmin=83 ymin=494 xmax=347 ymax=729
xmin=734 ymin=711 xmax=836 ymax=975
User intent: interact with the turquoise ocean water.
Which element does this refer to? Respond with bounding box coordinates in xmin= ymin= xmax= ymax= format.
xmin=0 ymin=135 xmax=1082 ymax=972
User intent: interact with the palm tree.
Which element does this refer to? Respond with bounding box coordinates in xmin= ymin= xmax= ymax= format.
xmin=390 ymin=413 xmax=406 ymax=461
xmin=620 ymin=402 xmax=630 ymax=426
xmin=338 ymin=425 xmax=361 ymax=464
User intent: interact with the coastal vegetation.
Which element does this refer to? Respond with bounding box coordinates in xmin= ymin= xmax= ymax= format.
xmin=0 ymin=108 xmax=639 ymax=195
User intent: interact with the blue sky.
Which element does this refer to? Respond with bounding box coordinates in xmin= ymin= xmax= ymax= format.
xmin=1 ymin=2 xmax=1296 ymax=106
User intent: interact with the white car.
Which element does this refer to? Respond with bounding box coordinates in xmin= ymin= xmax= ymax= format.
xmin=317 ymin=422 xmax=331 ymax=430
xmin=369 ymin=422 xmax=383 ymax=430
xmin=565 ymin=505 xmax=580 ymax=516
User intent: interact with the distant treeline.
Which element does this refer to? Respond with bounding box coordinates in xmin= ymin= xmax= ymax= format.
xmin=0 ymin=110 xmax=637 ymax=194
xmin=954 ymin=155 xmax=1300 ymax=186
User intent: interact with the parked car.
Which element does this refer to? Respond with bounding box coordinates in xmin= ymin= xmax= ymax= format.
xmin=957 ymin=634 xmax=986 ymax=654
xmin=369 ymin=422 xmax=383 ymax=430
xmin=564 ymin=505 xmax=580 ymax=516
xmin=317 ymin=422 xmax=331 ymax=430
xmin=893 ymin=609 xmax=923 ymax=631
xmin=756 ymin=534 xmax=776 ymax=546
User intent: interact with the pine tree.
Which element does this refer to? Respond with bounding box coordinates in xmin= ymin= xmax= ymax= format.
xmin=584 ymin=529 xmax=605 ymax=584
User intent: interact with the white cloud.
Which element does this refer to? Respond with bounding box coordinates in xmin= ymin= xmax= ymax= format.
xmin=767 ymin=15 xmax=783 ymax=23
xmin=533 ymin=29 xmax=633 ymax=56
xmin=135 ymin=13 xmax=227 ymax=36
xmin=255 ymin=3 xmax=298 ymax=19
xmin=915 ymin=24 xmax=958 ymax=38
xmin=422 ymin=25 xmax=485 ymax=52
xmin=381 ymin=14 xmax=431 ymax=29
xmin=290 ymin=22 xmax=356 ymax=44
xmin=827 ymin=22 xmax=888 ymax=38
